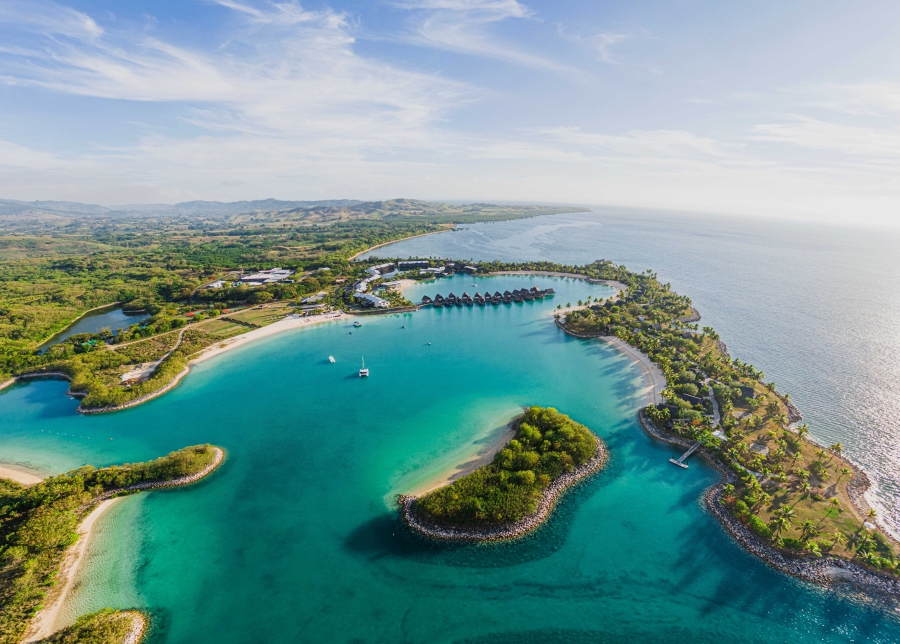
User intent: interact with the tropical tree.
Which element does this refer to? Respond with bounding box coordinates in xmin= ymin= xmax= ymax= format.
xmin=836 ymin=467 xmax=851 ymax=483
xmin=829 ymin=531 xmax=845 ymax=550
xmin=797 ymin=424 xmax=810 ymax=439
xmin=800 ymin=520 xmax=819 ymax=542
xmin=770 ymin=515 xmax=792 ymax=539
xmin=829 ymin=442 xmax=843 ymax=459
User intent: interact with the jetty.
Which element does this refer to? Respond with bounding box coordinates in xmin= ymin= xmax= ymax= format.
xmin=422 ymin=286 xmax=554 ymax=307
xmin=669 ymin=441 xmax=701 ymax=469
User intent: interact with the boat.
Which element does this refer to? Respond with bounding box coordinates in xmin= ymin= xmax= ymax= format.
xmin=329 ymin=356 xmax=335 ymax=363
xmin=359 ymin=357 xmax=369 ymax=377
xmin=353 ymin=321 xmax=361 ymax=327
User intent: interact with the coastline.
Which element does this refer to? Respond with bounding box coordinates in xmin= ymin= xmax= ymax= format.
xmin=76 ymin=312 xmax=345 ymax=414
xmin=399 ymin=434 xmax=608 ymax=542
xmin=405 ymin=422 xmax=517 ymax=498
xmin=22 ymin=497 xmax=124 ymax=642
xmin=348 ymin=230 xmax=450 ymax=261
xmin=635 ymin=411 xmax=900 ymax=602
xmin=555 ymin=319 xmax=664 ymax=406
xmin=22 ymin=447 xmax=225 ymax=642
xmin=0 ymin=463 xmax=44 ymax=485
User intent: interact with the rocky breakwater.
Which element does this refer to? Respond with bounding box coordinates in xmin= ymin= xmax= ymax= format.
xmin=399 ymin=437 xmax=607 ymax=542
xmin=89 ymin=447 xmax=225 ymax=507
xmin=637 ymin=411 xmax=900 ymax=603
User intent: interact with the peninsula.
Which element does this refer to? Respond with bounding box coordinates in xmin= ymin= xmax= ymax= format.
xmin=400 ymin=406 xmax=607 ymax=541
xmin=0 ymin=444 xmax=225 ymax=644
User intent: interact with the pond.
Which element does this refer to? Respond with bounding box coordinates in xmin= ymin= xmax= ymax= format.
xmin=38 ymin=304 xmax=152 ymax=352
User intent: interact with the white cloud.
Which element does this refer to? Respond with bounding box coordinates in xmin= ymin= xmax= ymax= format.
xmin=591 ymin=32 xmax=631 ymax=64
xmin=393 ymin=0 xmax=583 ymax=76
xmin=752 ymin=117 xmax=900 ymax=160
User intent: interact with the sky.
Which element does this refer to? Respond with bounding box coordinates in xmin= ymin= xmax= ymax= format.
xmin=1 ymin=0 xmax=900 ymax=226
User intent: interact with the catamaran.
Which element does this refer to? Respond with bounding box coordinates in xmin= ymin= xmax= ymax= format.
xmin=359 ymin=357 xmax=369 ymax=377
xmin=328 ymin=356 xmax=335 ymax=363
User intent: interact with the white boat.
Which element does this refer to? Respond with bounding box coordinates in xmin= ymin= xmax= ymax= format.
xmin=353 ymin=321 xmax=361 ymax=327
xmin=328 ymin=356 xmax=335 ymax=363
xmin=359 ymin=357 xmax=369 ymax=377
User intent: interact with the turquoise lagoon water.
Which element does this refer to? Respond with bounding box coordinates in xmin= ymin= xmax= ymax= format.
xmin=363 ymin=210 xmax=900 ymax=539
xmin=2 ymin=273 xmax=900 ymax=642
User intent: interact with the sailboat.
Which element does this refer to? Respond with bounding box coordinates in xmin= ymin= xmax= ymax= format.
xmin=359 ymin=357 xmax=369 ymax=377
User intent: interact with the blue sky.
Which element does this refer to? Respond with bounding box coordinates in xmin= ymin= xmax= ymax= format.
xmin=1 ymin=0 xmax=899 ymax=225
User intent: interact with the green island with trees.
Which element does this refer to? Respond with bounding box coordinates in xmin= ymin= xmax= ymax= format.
xmin=0 ymin=444 xmax=223 ymax=644
xmin=405 ymin=406 xmax=605 ymax=537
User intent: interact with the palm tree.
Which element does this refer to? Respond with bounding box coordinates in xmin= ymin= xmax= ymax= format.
xmin=836 ymin=467 xmax=851 ymax=483
xmin=800 ymin=520 xmax=819 ymax=542
xmin=829 ymin=442 xmax=843 ymax=459
xmin=829 ymin=531 xmax=845 ymax=550
xmin=797 ymin=424 xmax=810 ymax=439
xmin=816 ymin=448 xmax=827 ymax=461
xmin=775 ymin=507 xmax=795 ymax=522
xmin=770 ymin=515 xmax=791 ymax=539
xmin=865 ymin=508 xmax=877 ymax=524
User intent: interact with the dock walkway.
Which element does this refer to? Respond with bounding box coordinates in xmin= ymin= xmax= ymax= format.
xmin=669 ymin=441 xmax=701 ymax=469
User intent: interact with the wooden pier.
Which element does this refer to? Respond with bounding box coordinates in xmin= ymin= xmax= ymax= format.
xmin=669 ymin=441 xmax=700 ymax=469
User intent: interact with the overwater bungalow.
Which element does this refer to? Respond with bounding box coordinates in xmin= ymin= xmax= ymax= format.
xmin=513 ymin=290 xmax=524 ymax=302
xmin=421 ymin=295 xmax=433 ymax=305
xmin=447 ymin=292 xmax=457 ymax=303
xmin=474 ymin=293 xmax=485 ymax=305
xmin=502 ymin=290 xmax=513 ymax=303
xmin=523 ymin=291 xmax=534 ymax=301
xmin=544 ymin=288 xmax=555 ymax=295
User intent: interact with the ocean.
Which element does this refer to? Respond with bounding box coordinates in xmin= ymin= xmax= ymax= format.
xmin=1 ymin=211 xmax=899 ymax=643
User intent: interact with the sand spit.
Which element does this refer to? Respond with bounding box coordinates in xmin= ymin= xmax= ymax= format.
xmin=23 ymin=448 xmax=225 ymax=641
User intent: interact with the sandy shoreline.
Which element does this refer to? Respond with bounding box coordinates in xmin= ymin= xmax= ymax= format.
xmin=348 ymin=230 xmax=449 ymax=261
xmin=189 ymin=311 xmax=347 ymax=367
xmin=0 ymin=463 xmax=44 ymax=485
xmin=22 ymin=447 xmax=224 ymax=641
xmin=405 ymin=422 xmax=517 ymax=497
xmin=400 ymin=435 xmax=608 ymax=542
xmin=23 ymin=497 xmax=123 ymax=642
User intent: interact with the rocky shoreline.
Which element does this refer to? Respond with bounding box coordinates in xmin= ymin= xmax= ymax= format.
xmin=78 ymin=365 xmax=191 ymax=415
xmin=637 ymin=411 xmax=900 ymax=603
xmin=399 ymin=435 xmax=608 ymax=542
xmin=89 ymin=447 xmax=225 ymax=506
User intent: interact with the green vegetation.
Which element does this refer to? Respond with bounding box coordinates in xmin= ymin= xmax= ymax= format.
xmin=515 ymin=259 xmax=900 ymax=575
xmin=0 ymin=445 xmax=218 ymax=644
xmin=34 ymin=609 xmax=142 ymax=644
xmin=0 ymin=200 xmax=578 ymax=411
xmin=414 ymin=407 xmax=598 ymax=528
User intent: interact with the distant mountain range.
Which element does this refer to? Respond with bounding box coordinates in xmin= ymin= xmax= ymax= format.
xmin=0 ymin=198 xmax=363 ymax=218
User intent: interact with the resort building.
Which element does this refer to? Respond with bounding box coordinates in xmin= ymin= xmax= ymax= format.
xmin=240 ymin=268 xmax=294 ymax=285
xmin=398 ymin=260 xmax=429 ymax=270
xmin=354 ymin=293 xmax=390 ymax=308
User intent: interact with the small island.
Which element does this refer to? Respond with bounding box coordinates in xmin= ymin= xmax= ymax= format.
xmin=400 ymin=407 xmax=607 ymax=541
xmin=0 ymin=444 xmax=225 ymax=644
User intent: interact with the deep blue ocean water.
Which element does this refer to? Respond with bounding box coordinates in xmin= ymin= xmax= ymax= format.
xmin=1 ymin=214 xmax=899 ymax=643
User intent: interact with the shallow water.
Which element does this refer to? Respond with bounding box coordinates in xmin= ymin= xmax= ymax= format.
xmin=363 ymin=209 xmax=900 ymax=538
xmin=2 ymin=272 xmax=900 ymax=642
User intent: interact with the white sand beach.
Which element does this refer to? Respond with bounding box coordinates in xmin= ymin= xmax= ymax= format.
xmin=0 ymin=464 xmax=44 ymax=486
xmin=189 ymin=311 xmax=347 ymax=366
xmin=23 ymin=498 xmax=123 ymax=642
xmin=405 ymin=421 xmax=517 ymax=498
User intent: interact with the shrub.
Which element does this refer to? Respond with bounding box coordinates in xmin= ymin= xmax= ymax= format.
xmin=747 ymin=515 xmax=772 ymax=539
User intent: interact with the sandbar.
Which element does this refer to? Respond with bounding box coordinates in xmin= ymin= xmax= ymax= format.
xmin=406 ymin=421 xmax=517 ymax=497
xmin=23 ymin=498 xmax=123 ymax=643
xmin=0 ymin=464 xmax=44 ymax=486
